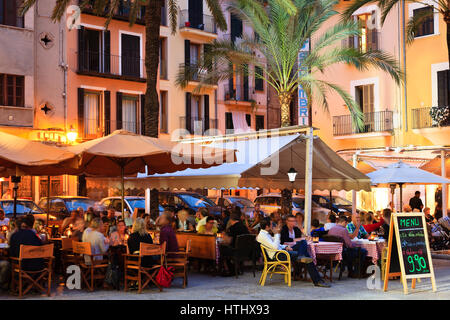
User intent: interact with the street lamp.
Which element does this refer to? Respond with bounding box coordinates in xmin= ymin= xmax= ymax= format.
xmin=287 ymin=167 xmax=298 ymax=183
xmin=66 ymin=125 xmax=78 ymax=143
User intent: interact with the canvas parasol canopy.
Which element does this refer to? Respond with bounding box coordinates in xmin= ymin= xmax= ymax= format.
xmin=367 ymin=161 xmax=450 ymax=210
xmin=0 ymin=131 xmax=79 ymax=220
xmin=66 ymin=130 xmax=236 ymax=217
xmin=0 ymin=131 xmax=78 ymax=176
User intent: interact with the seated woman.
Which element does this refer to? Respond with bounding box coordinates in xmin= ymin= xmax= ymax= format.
xmin=33 ymin=219 xmax=49 ymax=243
xmin=198 ymin=217 xmax=218 ymax=235
xmin=158 ymin=213 xmax=179 ymax=254
xmin=109 ymin=220 xmax=128 ymax=247
xmin=127 ymin=218 xmax=155 ymax=267
xmin=176 ymin=209 xmax=194 ymax=232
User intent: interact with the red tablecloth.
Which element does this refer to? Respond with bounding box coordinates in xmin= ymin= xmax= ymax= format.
xmin=307 ymin=241 xmax=343 ymax=265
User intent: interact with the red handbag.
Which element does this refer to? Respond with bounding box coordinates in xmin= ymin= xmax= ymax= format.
xmin=155 ymin=265 xmax=174 ymax=288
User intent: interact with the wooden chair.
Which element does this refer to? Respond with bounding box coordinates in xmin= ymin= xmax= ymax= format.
xmin=259 ymin=244 xmax=291 ymax=287
xmin=72 ymin=241 xmax=109 ymax=292
xmin=166 ymin=239 xmax=191 ymax=288
xmin=232 ymin=234 xmax=258 ymax=278
xmin=60 ymin=238 xmax=77 ymax=278
xmin=10 ymin=244 xmax=54 ymax=298
xmin=124 ymin=242 xmax=166 ymax=293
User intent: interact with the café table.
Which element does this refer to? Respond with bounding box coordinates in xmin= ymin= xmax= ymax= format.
xmin=351 ymin=238 xmax=386 ymax=264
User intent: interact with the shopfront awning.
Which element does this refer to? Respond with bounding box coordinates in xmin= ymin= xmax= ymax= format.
xmin=124 ymin=134 xmax=371 ymax=191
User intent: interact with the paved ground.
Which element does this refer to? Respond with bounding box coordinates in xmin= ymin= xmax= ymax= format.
xmin=1 ymin=259 xmax=450 ymax=300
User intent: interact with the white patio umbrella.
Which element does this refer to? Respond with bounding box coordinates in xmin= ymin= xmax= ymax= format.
xmin=367 ymin=161 xmax=450 ymax=211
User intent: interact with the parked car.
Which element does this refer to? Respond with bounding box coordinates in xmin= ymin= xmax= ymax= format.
xmin=312 ymin=195 xmax=355 ymax=216
xmin=158 ymin=191 xmax=222 ymax=217
xmin=210 ymin=196 xmax=256 ymax=217
xmin=254 ymin=193 xmax=331 ymax=224
xmin=38 ymin=196 xmax=98 ymax=221
xmin=100 ymin=196 xmax=164 ymax=217
xmin=0 ymin=199 xmax=55 ymax=222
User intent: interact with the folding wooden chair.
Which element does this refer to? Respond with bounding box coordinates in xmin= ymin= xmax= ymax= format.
xmin=10 ymin=244 xmax=54 ymax=298
xmin=60 ymin=238 xmax=77 ymax=278
xmin=72 ymin=241 xmax=108 ymax=292
xmin=124 ymin=242 xmax=166 ymax=293
xmin=166 ymin=239 xmax=191 ymax=288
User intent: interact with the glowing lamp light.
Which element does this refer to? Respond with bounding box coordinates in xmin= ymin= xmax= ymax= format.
xmin=66 ymin=126 xmax=78 ymax=143
xmin=287 ymin=167 xmax=298 ymax=183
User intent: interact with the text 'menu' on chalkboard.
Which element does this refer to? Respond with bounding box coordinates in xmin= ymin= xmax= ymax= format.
xmin=396 ymin=216 xmax=430 ymax=276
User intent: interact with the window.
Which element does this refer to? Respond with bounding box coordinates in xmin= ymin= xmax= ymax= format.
xmin=122 ymin=95 xmax=138 ymax=133
xmin=0 ymin=74 xmax=24 ymax=107
xmin=355 ymin=84 xmax=374 ymax=133
xmin=0 ymin=0 xmax=24 ymax=28
xmin=84 ymin=91 xmax=102 ymax=138
xmin=413 ymin=6 xmax=434 ymax=37
xmin=437 ymin=69 xmax=449 ymax=106
xmin=159 ymin=38 xmax=167 ymax=79
xmin=121 ymin=33 xmax=141 ymax=77
xmin=255 ymin=66 xmax=264 ymax=91
xmin=78 ymin=27 xmax=110 ymax=74
xmin=355 ymin=84 xmax=374 ymax=114
xmin=225 ymin=112 xmax=234 ymax=131
xmin=245 ymin=114 xmax=251 ymax=127
xmin=160 ymin=91 xmax=168 ymax=133
xmin=255 ymin=115 xmax=265 ymax=131
xmin=356 ymin=13 xmax=378 ymax=52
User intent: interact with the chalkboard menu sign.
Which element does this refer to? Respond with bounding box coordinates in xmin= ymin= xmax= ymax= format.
xmin=396 ymin=215 xmax=430 ymax=276
xmin=383 ymin=213 xmax=436 ymax=295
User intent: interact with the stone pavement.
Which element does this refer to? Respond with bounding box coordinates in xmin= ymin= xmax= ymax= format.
xmin=1 ymin=259 xmax=449 ymax=300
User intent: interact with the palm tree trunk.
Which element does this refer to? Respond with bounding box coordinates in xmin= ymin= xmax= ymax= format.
xmin=445 ymin=9 xmax=450 ymax=66
xmin=144 ymin=0 xmax=163 ymax=138
xmin=279 ymin=91 xmax=292 ymax=127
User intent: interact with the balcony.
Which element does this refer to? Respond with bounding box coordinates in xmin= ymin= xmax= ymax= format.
xmin=77 ymin=50 xmax=145 ymax=82
xmin=178 ymin=10 xmax=217 ymax=42
xmin=179 ymin=117 xmax=218 ymax=135
xmin=412 ymin=106 xmax=450 ymax=129
xmin=223 ymin=84 xmax=256 ymax=103
xmin=332 ymin=110 xmax=393 ymax=136
xmin=341 ymin=30 xmax=380 ymax=52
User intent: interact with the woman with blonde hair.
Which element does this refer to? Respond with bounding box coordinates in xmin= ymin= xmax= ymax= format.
xmin=127 ymin=218 xmax=154 ymax=267
xmin=176 ymin=209 xmax=194 ymax=231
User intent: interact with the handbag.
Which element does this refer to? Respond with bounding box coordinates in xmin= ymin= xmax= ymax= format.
xmin=155 ymin=265 xmax=174 ymax=288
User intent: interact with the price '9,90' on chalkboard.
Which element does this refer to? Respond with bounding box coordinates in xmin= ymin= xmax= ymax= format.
xmin=396 ymin=216 xmax=430 ymax=276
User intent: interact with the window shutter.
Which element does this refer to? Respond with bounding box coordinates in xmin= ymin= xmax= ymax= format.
xmin=78 ymin=26 xmax=86 ymax=71
xmin=77 ymin=88 xmax=85 ymax=137
xmin=140 ymin=94 xmax=146 ymax=135
xmin=185 ymin=92 xmax=192 ymax=133
xmin=243 ymin=64 xmax=249 ymax=101
xmin=104 ymin=30 xmax=111 ymax=73
xmin=203 ymin=44 xmax=212 ymax=72
xmin=225 ymin=112 xmax=234 ymax=130
xmin=228 ymin=63 xmax=234 ymax=97
xmin=184 ymin=40 xmax=190 ymax=66
xmin=116 ymin=92 xmax=123 ymax=130
xmin=203 ymin=95 xmax=210 ymax=131
xmin=104 ymin=90 xmax=111 ymax=135
xmin=437 ymin=70 xmax=449 ymax=106
xmin=5 ymin=0 xmax=17 ymax=26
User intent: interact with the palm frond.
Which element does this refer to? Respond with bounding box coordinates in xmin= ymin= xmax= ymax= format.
xmin=167 ymin=0 xmax=178 ymax=34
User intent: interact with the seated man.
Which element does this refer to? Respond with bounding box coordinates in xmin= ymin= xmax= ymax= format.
xmin=257 ymin=218 xmax=330 ymax=288
xmin=310 ymin=219 xmax=327 ymax=239
xmin=346 ymin=212 xmax=369 ymax=239
xmin=328 ymin=216 xmax=368 ymax=278
xmin=280 ymin=214 xmax=302 ymax=244
xmin=9 ymin=216 xmax=44 ymax=272
xmin=82 ymin=218 xmax=110 ymax=265
xmin=218 ymin=213 xmax=249 ymax=276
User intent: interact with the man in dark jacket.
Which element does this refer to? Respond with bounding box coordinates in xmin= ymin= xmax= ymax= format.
xmin=9 ymin=216 xmax=43 ymax=271
xmin=409 ymin=191 xmax=424 ymax=212
xmin=280 ymin=215 xmax=303 ymax=244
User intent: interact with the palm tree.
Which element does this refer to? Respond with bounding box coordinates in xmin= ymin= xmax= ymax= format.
xmin=342 ymin=0 xmax=450 ymax=67
xmin=20 ymin=0 xmax=228 ymax=138
xmin=176 ymin=0 xmax=402 ymax=128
